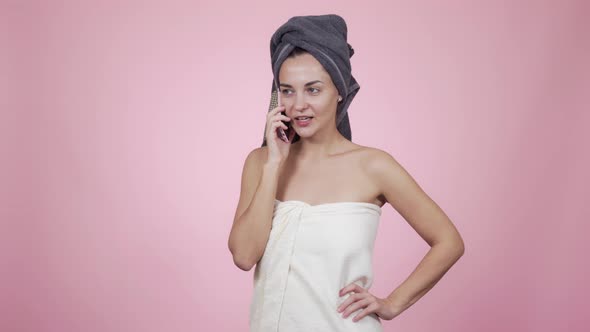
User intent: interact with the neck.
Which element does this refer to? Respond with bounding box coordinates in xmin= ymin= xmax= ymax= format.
xmin=292 ymin=129 xmax=348 ymax=161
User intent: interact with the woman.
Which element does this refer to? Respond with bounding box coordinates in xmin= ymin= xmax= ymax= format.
xmin=228 ymin=14 xmax=465 ymax=331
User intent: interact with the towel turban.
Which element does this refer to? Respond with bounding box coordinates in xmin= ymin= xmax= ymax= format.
xmin=261 ymin=14 xmax=360 ymax=147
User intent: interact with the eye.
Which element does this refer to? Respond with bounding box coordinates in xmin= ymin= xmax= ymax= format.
xmin=281 ymin=89 xmax=293 ymax=95
xmin=308 ymin=87 xmax=320 ymax=94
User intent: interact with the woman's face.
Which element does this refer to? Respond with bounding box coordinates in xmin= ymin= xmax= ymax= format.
xmin=278 ymin=52 xmax=340 ymax=138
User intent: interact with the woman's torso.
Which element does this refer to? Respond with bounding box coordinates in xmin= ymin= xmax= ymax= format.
xmin=250 ymin=141 xmax=386 ymax=331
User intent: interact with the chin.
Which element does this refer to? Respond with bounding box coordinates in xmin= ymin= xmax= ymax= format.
xmin=294 ymin=129 xmax=314 ymax=138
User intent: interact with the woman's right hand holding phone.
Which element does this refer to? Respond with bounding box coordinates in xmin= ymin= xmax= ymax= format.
xmin=265 ymin=105 xmax=295 ymax=166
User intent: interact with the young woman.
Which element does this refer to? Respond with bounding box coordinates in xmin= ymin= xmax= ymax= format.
xmin=228 ymin=14 xmax=465 ymax=332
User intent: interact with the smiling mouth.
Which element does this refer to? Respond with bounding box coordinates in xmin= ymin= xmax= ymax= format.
xmin=294 ymin=117 xmax=313 ymax=126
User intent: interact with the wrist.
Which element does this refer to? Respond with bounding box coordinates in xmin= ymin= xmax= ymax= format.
xmin=385 ymin=295 xmax=409 ymax=314
xmin=264 ymin=160 xmax=284 ymax=170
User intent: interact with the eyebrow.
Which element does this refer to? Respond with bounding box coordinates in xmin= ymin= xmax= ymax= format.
xmin=279 ymin=80 xmax=324 ymax=88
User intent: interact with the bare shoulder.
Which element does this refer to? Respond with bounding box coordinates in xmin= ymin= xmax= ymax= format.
xmin=249 ymin=146 xmax=266 ymax=162
xmin=241 ymin=146 xmax=269 ymax=182
xmin=357 ymin=146 xmax=416 ymax=202
xmin=244 ymin=146 xmax=269 ymax=167
xmin=355 ymin=145 xmax=401 ymax=171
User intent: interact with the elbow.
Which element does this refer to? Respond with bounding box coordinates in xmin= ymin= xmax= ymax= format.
xmin=447 ymin=228 xmax=466 ymax=257
xmin=228 ymin=242 xmax=257 ymax=271
xmin=227 ymin=231 xmax=263 ymax=271
xmin=456 ymin=232 xmax=466 ymax=255
xmin=453 ymin=237 xmax=465 ymax=258
xmin=232 ymin=253 xmax=256 ymax=271
xmin=435 ymin=235 xmax=465 ymax=258
xmin=455 ymin=243 xmax=465 ymax=258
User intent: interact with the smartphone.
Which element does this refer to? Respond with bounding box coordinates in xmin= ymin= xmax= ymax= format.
xmin=274 ymin=88 xmax=290 ymax=143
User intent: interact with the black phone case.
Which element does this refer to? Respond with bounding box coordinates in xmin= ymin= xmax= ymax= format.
xmin=269 ymin=88 xmax=291 ymax=139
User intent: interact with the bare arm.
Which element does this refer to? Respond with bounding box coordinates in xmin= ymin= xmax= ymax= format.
xmin=368 ymin=150 xmax=465 ymax=314
xmin=228 ymin=148 xmax=283 ymax=271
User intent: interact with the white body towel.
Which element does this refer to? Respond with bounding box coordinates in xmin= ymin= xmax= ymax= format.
xmin=249 ymin=199 xmax=383 ymax=332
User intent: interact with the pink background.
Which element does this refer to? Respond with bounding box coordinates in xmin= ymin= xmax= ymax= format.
xmin=2 ymin=0 xmax=589 ymax=331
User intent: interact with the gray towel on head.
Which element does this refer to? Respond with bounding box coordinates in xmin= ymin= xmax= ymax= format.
xmin=261 ymin=14 xmax=359 ymax=147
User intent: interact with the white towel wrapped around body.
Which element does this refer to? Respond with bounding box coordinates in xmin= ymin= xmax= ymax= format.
xmin=249 ymin=199 xmax=383 ymax=332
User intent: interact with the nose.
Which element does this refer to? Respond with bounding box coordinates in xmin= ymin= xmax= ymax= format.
xmin=293 ymin=93 xmax=309 ymax=111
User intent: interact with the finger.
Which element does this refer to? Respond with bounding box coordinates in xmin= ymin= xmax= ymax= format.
xmin=272 ymin=115 xmax=290 ymax=126
xmin=337 ymin=293 xmax=360 ymax=313
xmin=276 ymin=120 xmax=288 ymax=130
xmin=355 ymin=284 xmax=367 ymax=293
xmin=270 ymin=105 xmax=286 ymax=115
xmin=352 ymin=302 xmax=379 ymax=322
xmin=278 ymin=114 xmax=291 ymax=121
xmin=270 ymin=118 xmax=288 ymax=128
xmin=268 ymin=121 xmax=279 ymax=133
xmin=268 ymin=110 xmax=287 ymax=125
xmin=342 ymin=297 xmax=372 ymax=318
xmin=340 ymin=283 xmax=364 ymax=296
xmin=339 ymin=285 xmax=352 ymax=296
xmin=270 ymin=121 xmax=288 ymax=134
xmin=267 ymin=122 xmax=282 ymax=138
